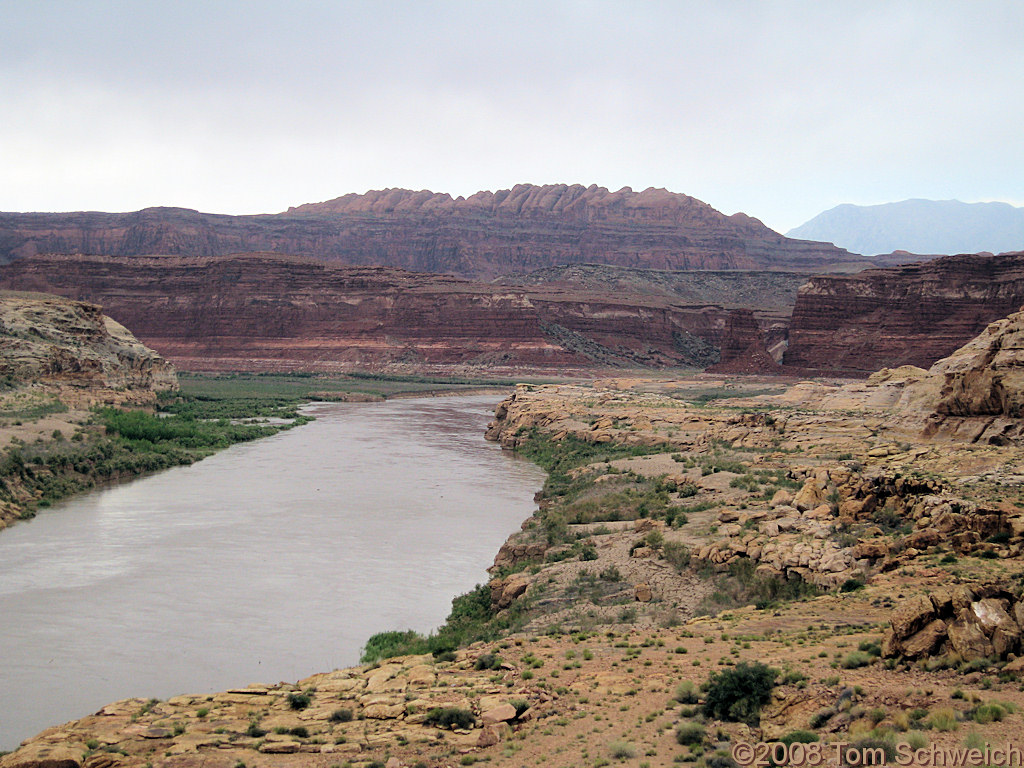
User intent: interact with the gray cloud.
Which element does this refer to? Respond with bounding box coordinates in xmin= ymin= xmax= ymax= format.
xmin=1 ymin=0 xmax=1021 ymax=231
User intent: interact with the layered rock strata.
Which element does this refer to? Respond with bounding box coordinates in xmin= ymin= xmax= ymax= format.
xmin=0 ymin=185 xmax=865 ymax=279
xmin=0 ymin=253 xmax=763 ymax=372
xmin=784 ymin=251 xmax=1024 ymax=374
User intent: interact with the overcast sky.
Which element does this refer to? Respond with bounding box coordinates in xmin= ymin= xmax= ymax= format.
xmin=1 ymin=1 xmax=1021 ymax=232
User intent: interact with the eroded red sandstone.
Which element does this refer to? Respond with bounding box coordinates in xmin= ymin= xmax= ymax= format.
xmin=0 ymin=253 xmax=763 ymax=372
xmin=0 ymin=184 xmax=866 ymax=279
xmin=784 ymin=251 xmax=1024 ymax=375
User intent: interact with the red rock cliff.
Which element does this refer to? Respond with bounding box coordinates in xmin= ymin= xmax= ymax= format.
xmin=0 ymin=185 xmax=864 ymax=279
xmin=0 ymin=253 xmax=760 ymax=372
xmin=784 ymin=252 xmax=1024 ymax=375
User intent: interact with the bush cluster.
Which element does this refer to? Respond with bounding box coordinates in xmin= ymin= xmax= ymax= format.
xmin=702 ymin=662 xmax=778 ymax=724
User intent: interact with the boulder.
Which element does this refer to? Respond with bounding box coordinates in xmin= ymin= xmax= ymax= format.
xmin=634 ymin=583 xmax=653 ymax=602
xmin=480 ymin=703 xmax=518 ymax=725
xmin=852 ymin=541 xmax=888 ymax=560
xmin=889 ymin=594 xmax=936 ymax=639
xmin=260 ymin=741 xmax=300 ymax=754
xmin=971 ymin=599 xmax=1021 ymax=657
xmin=405 ymin=664 xmax=436 ymax=687
xmin=365 ymin=664 xmax=405 ymax=693
xmin=477 ymin=722 xmax=512 ymax=747
xmin=491 ymin=574 xmax=530 ymax=610
xmin=1003 ymin=657 xmax=1024 ymax=674
xmin=792 ymin=480 xmax=823 ymax=512
xmin=948 ymin=622 xmax=995 ymax=661
xmin=363 ymin=702 xmax=406 ymax=719
xmin=901 ymin=620 xmax=948 ymax=658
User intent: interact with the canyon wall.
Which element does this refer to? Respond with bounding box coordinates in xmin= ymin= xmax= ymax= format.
xmin=0 ymin=253 xmax=759 ymax=372
xmin=784 ymin=252 xmax=1024 ymax=374
xmin=0 ymin=185 xmax=870 ymax=279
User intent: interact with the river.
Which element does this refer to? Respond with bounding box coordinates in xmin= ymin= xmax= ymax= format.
xmin=0 ymin=395 xmax=545 ymax=751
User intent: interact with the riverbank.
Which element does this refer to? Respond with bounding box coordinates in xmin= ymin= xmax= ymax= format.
xmin=0 ymin=393 xmax=311 ymax=532
xmin=7 ymin=366 xmax=1024 ymax=768
xmin=0 ymin=395 xmax=545 ymax=757
xmin=0 ymin=372 xmax=551 ymax=533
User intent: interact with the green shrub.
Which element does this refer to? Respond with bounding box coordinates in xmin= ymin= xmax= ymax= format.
xmin=673 ymin=680 xmax=700 ymax=704
xmin=903 ymin=731 xmax=929 ymax=750
xmin=857 ymin=640 xmax=882 ymax=657
xmin=644 ymin=530 xmax=665 ymax=549
xmin=329 ymin=707 xmax=353 ymax=723
xmin=675 ymin=722 xmax=705 ymax=746
xmin=609 ymin=740 xmax=638 ymax=760
xmin=474 ymin=653 xmax=502 ymax=671
xmin=677 ymin=482 xmax=699 ymax=498
xmin=927 ymin=707 xmax=958 ymax=732
xmin=246 ymin=721 xmax=267 ymax=737
xmin=286 ymin=692 xmax=312 ymax=710
xmin=841 ymin=651 xmax=873 ymax=669
xmin=425 ymin=707 xmax=475 ymax=730
xmin=703 ymin=751 xmax=740 ymax=768
xmin=702 ymin=662 xmax=778 ymax=724
xmin=289 ymin=726 xmax=308 ymax=738
xmin=361 ymin=629 xmax=426 ymax=662
xmin=664 ymin=541 xmax=691 ymax=571
xmin=973 ymin=703 xmax=1006 ymax=724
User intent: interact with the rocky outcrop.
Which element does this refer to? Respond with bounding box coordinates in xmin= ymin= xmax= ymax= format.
xmin=784 ymin=252 xmax=1024 ymax=374
xmin=0 ymin=253 xmax=763 ymax=372
xmin=0 ymin=185 xmax=868 ymax=280
xmin=0 ymin=650 xmax=546 ymax=768
xmin=874 ymin=305 xmax=1024 ymax=443
xmin=883 ymin=584 xmax=1024 ymax=662
xmin=691 ymin=464 xmax=1005 ymax=590
xmin=0 ymin=291 xmax=176 ymax=406
xmin=927 ymin=308 xmax=1024 ymax=418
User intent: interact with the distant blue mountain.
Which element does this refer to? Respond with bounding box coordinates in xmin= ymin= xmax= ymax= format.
xmin=787 ymin=199 xmax=1024 ymax=256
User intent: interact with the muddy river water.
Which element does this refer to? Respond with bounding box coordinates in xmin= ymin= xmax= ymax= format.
xmin=0 ymin=395 xmax=545 ymax=750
